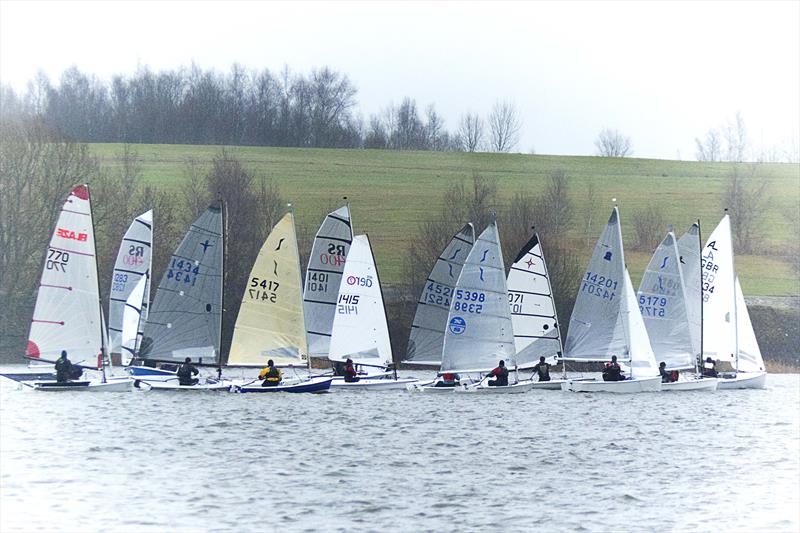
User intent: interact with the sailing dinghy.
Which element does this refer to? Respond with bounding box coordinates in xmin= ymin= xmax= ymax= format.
xmin=18 ymin=185 xmax=130 ymax=391
xmin=135 ymin=203 xmax=231 ymax=391
xmin=638 ymin=229 xmax=717 ymax=391
xmin=412 ymin=221 xmax=533 ymax=393
xmin=230 ymin=212 xmax=332 ymax=393
xmin=506 ymin=232 xmax=574 ymax=390
xmin=327 ymin=234 xmax=418 ymax=390
xmin=108 ymin=210 xmax=152 ymax=366
xmin=562 ymin=207 xmax=661 ymax=393
xmin=701 ymin=213 xmax=767 ymax=389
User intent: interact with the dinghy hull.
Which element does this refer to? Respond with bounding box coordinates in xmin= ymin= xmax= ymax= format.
xmin=661 ymin=378 xmax=718 ymax=391
xmin=135 ymin=380 xmax=232 ymax=391
xmin=235 ymin=376 xmax=332 ymax=393
xmin=30 ymin=379 xmax=132 ymax=392
xmin=455 ymin=381 xmax=535 ymax=394
xmin=562 ymin=376 xmax=662 ymax=393
xmin=331 ymin=377 xmax=419 ymax=390
xmin=717 ymin=372 xmax=767 ymax=390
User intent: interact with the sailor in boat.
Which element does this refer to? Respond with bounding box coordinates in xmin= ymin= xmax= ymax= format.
xmin=55 ymin=351 xmax=82 ymax=382
xmin=531 ymin=356 xmax=551 ymax=382
xmin=487 ymin=360 xmax=509 ymax=387
xmin=176 ymin=357 xmax=200 ymax=386
xmin=659 ymin=362 xmax=679 ymax=383
xmin=434 ymin=372 xmax=461 ymax=387
xmin=259 ymin=359 xmax=282 ymax=387
xmin=702 ymin=357 xmax=718 ymax=378
xmin=343 ymin=358 xmax=359 ymax=383
xmin=602 ymin=355 xmax=625 ymax=382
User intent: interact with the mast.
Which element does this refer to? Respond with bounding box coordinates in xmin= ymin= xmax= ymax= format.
xmin=87 ymin=184 xmax=107 ymax=383
xmin=534 ymin=226 xmax=566 ymax=380
xmin=696 ymin=219 xmax=703 ymax=376
xmin=218 ymin=198 xmax=227 ymax=379
xmin=727 ymin=209 xmax=739 ymax=375
xmin=287 ymin=202 xmax=310 ymax=374
xmin=368 ymin=232 xmax=396 ymax=380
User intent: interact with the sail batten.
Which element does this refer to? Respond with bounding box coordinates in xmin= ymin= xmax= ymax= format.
xmin=404 ymin=224 xmax=476 ymax=365
xmin=303 ymin=206 xmax=353 ymax=359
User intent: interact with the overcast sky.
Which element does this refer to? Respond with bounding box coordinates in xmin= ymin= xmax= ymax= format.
xmin=1 ymin=0 xmax=798 ymax=160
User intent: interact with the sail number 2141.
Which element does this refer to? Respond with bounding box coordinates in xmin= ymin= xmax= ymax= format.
xmin=580 ymin=271 xmax=617 ymax=301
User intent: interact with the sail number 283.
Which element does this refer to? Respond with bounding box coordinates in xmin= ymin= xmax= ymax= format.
xmin=580 ymin=271 xmax=617 ymax=301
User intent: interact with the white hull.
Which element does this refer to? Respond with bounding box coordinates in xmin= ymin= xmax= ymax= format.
xmin=29 ymin=379 xmax=132 ymax=392
xmin=717 ymin=372 xmax=767 ymax=390
xmin=562 ymin=376 xmax=662 ymax=393
xmin=331 ymin=377 xmax=419 ymax=390
xmin=406 ymin=380 xmax=457 ymax=393
xmin=529 ymin=379 xmax=566 ymax=390
xmin=661 ymin=378 xmax=718 ymax=391
xmin=135 ymin=379 xmax=232 ymax=391
xmin=456 ymin=381 xmax=535 ymax=394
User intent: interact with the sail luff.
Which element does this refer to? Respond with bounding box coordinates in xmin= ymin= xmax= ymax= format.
xmin=701 ymin=214 xmax=736 ymax=363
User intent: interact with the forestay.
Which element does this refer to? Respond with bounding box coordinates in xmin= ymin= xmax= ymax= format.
xmin=564 ymin=208 xmax=628 ymax=361
xmin=734 ymin=277 xmax=765 ymax=372
xmin=328 ymin=235 xmax=392 ymax=370
xmin=108 ymin=210 xmax=152 ymax=357
xmin=441 ymin=221 xmax=515 ymax=373
xmin=506 ymin=233 xmax=562 ymax=367
xmin=676 ymin=223 xmax=702 ymax=357
xmin=120 ymin=275 xmax=147 ymax=364
xmin=404 ymin=223 xmax=475 ymax=366
xmin=303 ymin=205 xmax=353 ymax=359
xmin=701 ymin=215 xmax=737 ymax=363
xmin=637 ymin=231 xmax=694 ymax=370
xmin=26 ymin=185 xmax=103 ymax=367
xmin=141 ymin=204 xmax=223 ymax=364
xmin=228 ymin=212 xmax=308 ymax=367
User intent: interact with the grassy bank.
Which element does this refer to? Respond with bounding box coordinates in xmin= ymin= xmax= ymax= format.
xmin=90 ymin=144 xmax=800 ymax=295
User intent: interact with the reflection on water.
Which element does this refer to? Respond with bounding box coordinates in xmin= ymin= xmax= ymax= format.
xmin=1 ymin=368 xmax=798 ymax=532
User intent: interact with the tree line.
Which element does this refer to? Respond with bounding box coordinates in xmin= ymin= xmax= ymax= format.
xmin=0 ymin=64 xmax=524 ymax=153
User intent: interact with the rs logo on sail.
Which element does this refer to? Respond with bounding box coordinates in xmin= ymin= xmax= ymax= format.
xmin=57 ymin=228 xmax=88 ymax=241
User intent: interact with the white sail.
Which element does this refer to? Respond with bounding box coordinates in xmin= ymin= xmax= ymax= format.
xmin=120 ymin=275 xmax=147 ymax=365
xmin=26 ymin=184 xmax=103 ymax=367
xmin=108 ymin=210 xmax=153 ymax=356
xmin=701 ymin=215 xmax=737 ymax=363
xmin=328 ymin=234 xmax=392 ymax=371
xmin=622 ymin=269 xmax=659 ymax=378
xmin=734 ymin=277 xmax=765 ymax=372
xmin=637 ymin=231 xmax=694 ymax=370
xmin=564 ymin=208 xmax=628 ymax=361
xmin=141 ymin=204 xmax=224 ymax=364
xmin=441 ymin=221 xmax=515 ymax=373
xmin=303 ymin=205 xmax=353 ymax=359
xmin=676 ymin=223 xmax=702 ymax=358
xmin=506 ymin=232 xmax=562 ymax=367
xmin=404 ymin=223 xmax=475 ymax=365
xmin=228 ymin=212 xmax=308 ymax=367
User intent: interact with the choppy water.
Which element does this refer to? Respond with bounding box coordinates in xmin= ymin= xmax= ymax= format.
xmin=1 ymin=368 xmax=798 ymax=533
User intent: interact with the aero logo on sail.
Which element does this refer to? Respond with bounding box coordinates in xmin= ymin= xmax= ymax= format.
xmin=57 ymin=228 xmax=88 ymax=242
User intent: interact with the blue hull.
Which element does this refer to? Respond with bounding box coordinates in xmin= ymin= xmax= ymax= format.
xmin=127 ymin=367 xmax=176 ymax=377
xmin=236 ymin=377 xmax=332 ymax=394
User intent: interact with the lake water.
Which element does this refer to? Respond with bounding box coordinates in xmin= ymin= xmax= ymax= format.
xmin=1 ymin=368 xmax=798 ymax=532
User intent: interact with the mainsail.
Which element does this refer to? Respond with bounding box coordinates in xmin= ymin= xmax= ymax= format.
xmin=108 ymin=210 xmax=152 ymax=356
xmin=676 ymin=223 xmax=702 ymax=358
xmin=506 ymin=232 xmax=562 ymax=367
xmin=563 ymin=208 xmax=628 ymax=361
xmin=700 ymin=215 xmax=737 ymax=363
xmin=228 ymin=212 xmax=308 ymax=367
xmin=328 ymin=235 xmax=392 ymax=370
xmin=141 ymin=204 xmax=224 ymax=364
xmin=120 ymin=275 xmax=147 ymax=364
xmin=26 ymin=184 xmax=103 ymax=366
xmin=621 ymin=269 xmax=659 ymax=379
xmin=404 ymin=223 xmax=475 ymax=365
xmin=734 ymin=277 xmax=765 ymax=372
xmin=637 ymin=231 xmax=694 ymax=370
xmin=303 ymin=205 xmax=353 ymax=359
xmin=441 ymin=221 xmax=515 ymax=373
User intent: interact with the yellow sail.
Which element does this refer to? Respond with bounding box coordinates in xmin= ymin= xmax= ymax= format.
xmin=228 ymin=212 xmax=308 ymax=366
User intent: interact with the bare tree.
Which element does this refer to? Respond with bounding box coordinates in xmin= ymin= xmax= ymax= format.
xmin=724 ymin=165 xmax=769 ymax=254
xmin=487 ymin=100 xmax=522 ymax=153
xmin=594 ymin=128 xmax=633 ymax=157
xmin=457 ymin=113 xmax=484 ymax=152
xmin=583 ymin=179 xmax=598 ymax=246
xmin=631 ymin=204 xmax=666 ymax=251
xmin=695 ymin=128 xmax=721 ymax=161
xmin=724 ymin=112 xmax=748 ymax=162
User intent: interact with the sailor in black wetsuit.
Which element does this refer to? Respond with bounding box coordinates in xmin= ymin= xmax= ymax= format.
xmin=487 ymin=360 xmax=509 ymax=387
xmin=531 ymin=356 xmax=551 ymax=382
xmin=602 ymin=355 xmax=625 ymax=381
xmin=177 ymin=357 xmax=200 ymax=386
xmin=55 ymin=350 xmax=73 ymax=383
